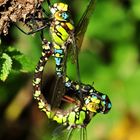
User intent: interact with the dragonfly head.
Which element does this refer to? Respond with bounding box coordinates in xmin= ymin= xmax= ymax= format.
xmin=83 ymin=86 xmax=112 ymax=114
xmin=97 ymin=93 xmax=112 ymax=114
xmin=50 ymin=3 xmax=71 ymax=21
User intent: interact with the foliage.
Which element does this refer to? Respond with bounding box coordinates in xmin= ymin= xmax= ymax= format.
xmin=0 ymin=45 xmax=34 ymax=81
xmin=0 ymin=52 xmax=12 ymax=81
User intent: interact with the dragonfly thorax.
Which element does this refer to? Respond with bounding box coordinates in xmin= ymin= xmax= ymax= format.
xmin=49 ymin=3 xmax=74 ymax=46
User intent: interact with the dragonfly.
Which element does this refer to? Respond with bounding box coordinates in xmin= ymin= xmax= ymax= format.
xmin=32 ymin=41 xmax=112 ymax=140
xmin=31 ymin=0 xmax=100 ymax=139
xmin=16 ymin=0 xmax=96 ymax=108
xmin=14 ymin=0 xmax=111 ymax=139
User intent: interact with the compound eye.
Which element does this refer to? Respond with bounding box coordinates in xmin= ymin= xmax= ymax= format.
xmin=100 ymin=95 xmax=112 ymax=114
xmin=60 ymin=12 xmax=69 ymax=20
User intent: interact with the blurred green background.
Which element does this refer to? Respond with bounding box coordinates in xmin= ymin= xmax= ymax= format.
xmin=0 ymin=0 xmax=140 ymax=140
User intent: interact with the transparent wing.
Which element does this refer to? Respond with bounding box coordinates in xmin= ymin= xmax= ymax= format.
xmin=52 ymin=125 xmax=75 ymax=140
xmin=51 ymin=0 xmax=96 ymax=108
xmin=50 ymin=50 xmax=68 ymax=109
xmin=70 ymin=0 xmax=96 ymax=102
xmin=80 ymin=127 xmax=87 ymax=140
xmin=51 ymin=76 xmax=66 ymax=108
xmin=66 ymin=127 xmax=75 ymax=140
xmin=69 ymin=0 xmax=96 ymax=63
xmin=75 ymin=0 xmax=96 ymax=50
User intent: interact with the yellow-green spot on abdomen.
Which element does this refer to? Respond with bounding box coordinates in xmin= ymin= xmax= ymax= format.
xmin=33 ymin=78 xmax=41 ymax=85
xmin=53 ymin=115 xmax=63 ymax=124
xmin=76 ymin=111 xmax=85 ymax=125
xmin=38 ymin=100 xmax=45 ymax=109
xmin=39 ymin=66 xmax=44 ymax=72
xmin=34 ymin=90 xmax=41 ymax=97
xmin=62 ymin=116 xmax=67 ymax=123
xmin=68 ymin=112 xmax=76 ymax=125
xmin=76 ymin=85 xmax=79 ymax=90
xmin=46 ymin=112 xmax=51 ymax=118
xmin=55 ymin=53 xmax=61 ymax=57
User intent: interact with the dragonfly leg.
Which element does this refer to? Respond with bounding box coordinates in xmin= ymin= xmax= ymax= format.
xmin=62 ymin=95 xmax=77 ymax=104
xmin=14 ymin=23 xmax=50 ymax=35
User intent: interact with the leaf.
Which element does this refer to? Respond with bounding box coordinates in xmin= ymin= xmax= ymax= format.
xmin=13 ymin=54 xmax=35 ymax=72
xmin=0 ymin=53 xmax=12 ymax=81
xmin=5 ymin=46 xmax=22 ymax=57
xmin=5 ymin=46 xmax=34 ymax=72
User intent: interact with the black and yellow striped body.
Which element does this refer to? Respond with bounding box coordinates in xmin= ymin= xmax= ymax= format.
xmin=33 ymin=41 xmax=111 ymax=127
xmin=32 ymin=0 xmax=112 ymax=135
xmin=50 ymin=3 xmax=74 ymax=46
xmin=33 ymin=3 xmax=75 ymax=109
xmin=49 ymin=3 xmax=74 ymax=77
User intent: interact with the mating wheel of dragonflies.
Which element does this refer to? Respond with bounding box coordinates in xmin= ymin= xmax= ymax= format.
xmin=15 ymin=0 xmax=112 ymax=139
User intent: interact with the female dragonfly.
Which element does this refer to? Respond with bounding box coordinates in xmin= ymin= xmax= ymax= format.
xmin=32 ymin=40 xmax=112 ymax=140
xmin=16 ymin=0 xmax=97 ymax=108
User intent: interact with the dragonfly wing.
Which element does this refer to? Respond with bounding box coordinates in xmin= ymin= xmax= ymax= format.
xmin=51 ymin=76 xmax=66 ymax=108
xmin=52 ymin=125 xmax=75 ymax=140
xmin=80 ymin=127 xmax=87 ymax=140
xmin=52 ymin=125 xmax=67 ymax=140
xmin=69 ymin=0 xmax=96 ymax=99
xmin=66 ymin=127 xmax=75 ymax=140
xmin=50 ymin=0 xmax=96 ymax=108
xmin=75 ymin=0 xmax=96 ymax=51
xmin=50 ymin=50 xmax=68 ymax=108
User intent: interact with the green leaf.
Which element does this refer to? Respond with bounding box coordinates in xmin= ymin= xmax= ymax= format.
xmin=5 ymin=46 xmax=35 ymax=72
xmin=6 ymin=46 xmax=22 ymax=57
xmin=0 ymin=53 xmax=12 ymax=81
xmin=13 ymin=54 xmax=35 ymax=72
